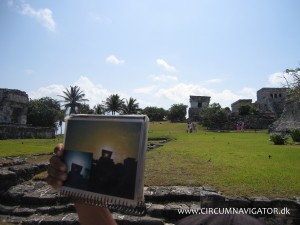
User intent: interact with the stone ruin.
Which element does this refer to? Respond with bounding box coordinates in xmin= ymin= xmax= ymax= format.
xmin=0 ymin=88 xmax=55 ymax=139
xmin=269 ymin=94 xmax=300 ymax=133
xmin=0 ymin=89 xmax=28 ymax=124
xmin=231 ymin=88 xmax=288 ymax=117
xmin=255 ymin=88 xmax=288 ymax=117
xmin=231 ymin=99 xmax=252 ymax=115
xmin=188 ymin=88 xmax=295 ymax=130
xmin=188 ymin=96 xmax=211 ymax=121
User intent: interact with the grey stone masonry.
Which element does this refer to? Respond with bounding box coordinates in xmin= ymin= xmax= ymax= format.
xmin=269 ymin=94 xmax=300 ymax=133
xmin=0 ymin=89 xmax=29 ymax=124
xmin=0 ymin=157 xmax=299 ymax=225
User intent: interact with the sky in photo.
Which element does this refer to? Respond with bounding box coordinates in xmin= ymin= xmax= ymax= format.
xmin=1 ymin=0 xmax=300 ymax=109
xmin=65 ymin=119 xmax=142 ymax=164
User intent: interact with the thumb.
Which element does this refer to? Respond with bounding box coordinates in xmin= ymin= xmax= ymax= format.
xmin=54 ymin=143 xmax=64 ymax=157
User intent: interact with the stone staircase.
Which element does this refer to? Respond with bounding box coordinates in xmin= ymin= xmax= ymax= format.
xmin=0 ymin=156 xmax=299 ymax=225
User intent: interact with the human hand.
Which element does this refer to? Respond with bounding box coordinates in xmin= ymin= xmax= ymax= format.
xmin=47 ymin=143 xmax=68 ymax=189
xmin=47 ymin=145 xmax=117 ymax=225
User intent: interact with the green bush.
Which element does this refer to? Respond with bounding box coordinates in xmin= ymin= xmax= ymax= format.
xmin=291 ymin=129 xmax=300 ymax=142
xmin=270 ymin=134 xmax=288 ymax=145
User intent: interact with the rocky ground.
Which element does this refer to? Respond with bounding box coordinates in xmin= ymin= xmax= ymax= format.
xmin=0 ymin=154 xmax=299 ymax=225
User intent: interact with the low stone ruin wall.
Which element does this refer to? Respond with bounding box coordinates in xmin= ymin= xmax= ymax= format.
xmin=0 ymin=156 xmax=299 ymax=225
xmin=203 ymin=114 xmax=276 ymax=131
xmin=0 ymin=125 xmax=55 ymax=139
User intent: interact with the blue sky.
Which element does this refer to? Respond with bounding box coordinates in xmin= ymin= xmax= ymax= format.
xmin=1 ymin=0 xmax=300 ymax=110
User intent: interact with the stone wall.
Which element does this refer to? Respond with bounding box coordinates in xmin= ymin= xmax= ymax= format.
xmin=256 ymin=88 xmax=288 ymax=117
xmin=0 ymin=156 xmax=299 ymax=225
xmin=202 ymin=114 xmax=276 ymax=131
xmin=0 ymin=89 xmax=29 ymax=124
xmin=230 ymin=114 xmax=276 ymax=130
xmin=231 ymin=99 xmax=252 ymax=114
xmin=0 ymin=125 xmax=55 ymax=139
xmin=269 ymin=94 xmax=300 ymax=133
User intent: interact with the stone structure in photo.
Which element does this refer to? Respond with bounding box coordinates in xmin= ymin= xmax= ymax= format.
xmin=0 ymin=88 xmax=55 ymax=139
xmin=188 ymin=96 xmax=210 ymax=121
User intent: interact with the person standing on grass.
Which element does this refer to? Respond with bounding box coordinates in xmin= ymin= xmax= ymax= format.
xmin=241 ymin=121 xmax=245 ymax=132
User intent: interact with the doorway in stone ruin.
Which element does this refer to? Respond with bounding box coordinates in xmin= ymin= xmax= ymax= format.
xmin=11 ymin=107 xmax=22 ymax=123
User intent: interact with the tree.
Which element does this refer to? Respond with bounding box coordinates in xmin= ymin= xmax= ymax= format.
xmin=200 ymin=103 xmax=228 ymax=129
xmin=121 ymin=97 xmax=141 ymax=115
xmin=77 ymin=103 xmax=94 ymax=114
xmin=104 ymin=94 xmax=124 ymax=115
xmin=93 ymin=104 xmax=106 ymax=115
xmin=27 ymin=97 xmax=63 ymax=129
xmin=283 ymin=67 xmax=300 ymax=99
xmin=238 ymin=104 xmax=259 ymax=116
xmin=167 ymin=104 xmax=187 ymax=122
xmin=142 ymin=106 xmax=167 ymax=121
xmin=58 ymin=86 xmax=88 ymax=115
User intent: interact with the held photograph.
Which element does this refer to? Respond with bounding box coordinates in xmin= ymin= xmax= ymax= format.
xmin=63 ymin=117 xmax=144 ymax=200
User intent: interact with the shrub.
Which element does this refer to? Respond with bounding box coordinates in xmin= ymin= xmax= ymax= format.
xmin=270 ymin=134 xmax=288 ymax=145
xmin=291 ymin=129 xmax=300 ymax=142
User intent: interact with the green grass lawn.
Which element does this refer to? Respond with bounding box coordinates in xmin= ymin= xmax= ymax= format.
xmin=0 ymin=136 xmax=63 ymax=157
xmin=145 ymin=122 xmax=300 ymax=199
xmin=0 ymin=123 xmax=299 ymax=199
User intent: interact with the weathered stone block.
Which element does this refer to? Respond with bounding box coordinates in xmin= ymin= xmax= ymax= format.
xmin=12 ymin=207 xmax=36 ymax=216
xmin=199 ymin=190 xmax=226 ymax=208
xmin=226 ymin=196 xmax=251 ymax=208
xmin=147 ymin=204 xmax=165 ymax=218
xmin=249 ymin=196 xmax=272 ymax=208
xmin=0 ymin=170 xmax=17 ymax=190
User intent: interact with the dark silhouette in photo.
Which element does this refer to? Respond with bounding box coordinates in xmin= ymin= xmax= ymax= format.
xmin=64 ymin=148 xmax=138 ymax=200
xmin=63 ymin=150 xmax=93 ymax=191
xmin=88 ymin=149 xmax=137 ymax=199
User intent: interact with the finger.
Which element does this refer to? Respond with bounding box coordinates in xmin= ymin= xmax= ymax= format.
xmin=54 ymin=143 xmax=64 ymax=157
xmin=46 ymin=175 xmax=64 ymax=189
xmin=49 ymin=155 xmax=67 ymax=172
xmin=48 ymin=165 xmax=68 ymax=181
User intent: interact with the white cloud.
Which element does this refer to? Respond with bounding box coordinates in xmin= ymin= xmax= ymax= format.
xmin=28 ymin=77 xmax=110 ymax=108
xmin=151 ymin=74 xmax=178 ymax=82
xmin=155 ymin=83 xmax=211 ymax=106
xmin=20 ymin=3 xmax=56 ymax=32
xmin=156 ymin=59 xmax=177 ymax=72
xmin=268 ymin=72 xmax=292 ymax=87
xmin=238 ymin=87 xmax=256 ymax=99
xmin=28 ymin=84 xmax=65 ymax=100
xmin=28 ymin=75 xmax=259 ymax=113
xmin=133 ymin=85 xmax=158 ymax=94
xmin=106 ymin=55 xmax=125 ymax=65
xmin=74 ymin=76 xmax=110 ymax=107
xmin=153 ymin=83 xmax=256 ymax=108
xmin=205 ymin=78 xmax=223 ymax=84
xmin=268 ymin=72 xmax=290 ymax=87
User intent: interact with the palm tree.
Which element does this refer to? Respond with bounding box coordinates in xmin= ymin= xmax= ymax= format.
xmin=104 ymin=94 xmax=124 ymax=115
xmin=58 ymin=86 xmax=88 ymax=115
xmin=121 ymin=97 xmax=141 ymax=114
xmin=93 ymin=103 xmax=106 ymax=115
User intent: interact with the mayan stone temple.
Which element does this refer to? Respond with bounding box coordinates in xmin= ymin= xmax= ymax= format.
xmin=0 ymin=88 xmax=55 ymax=139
